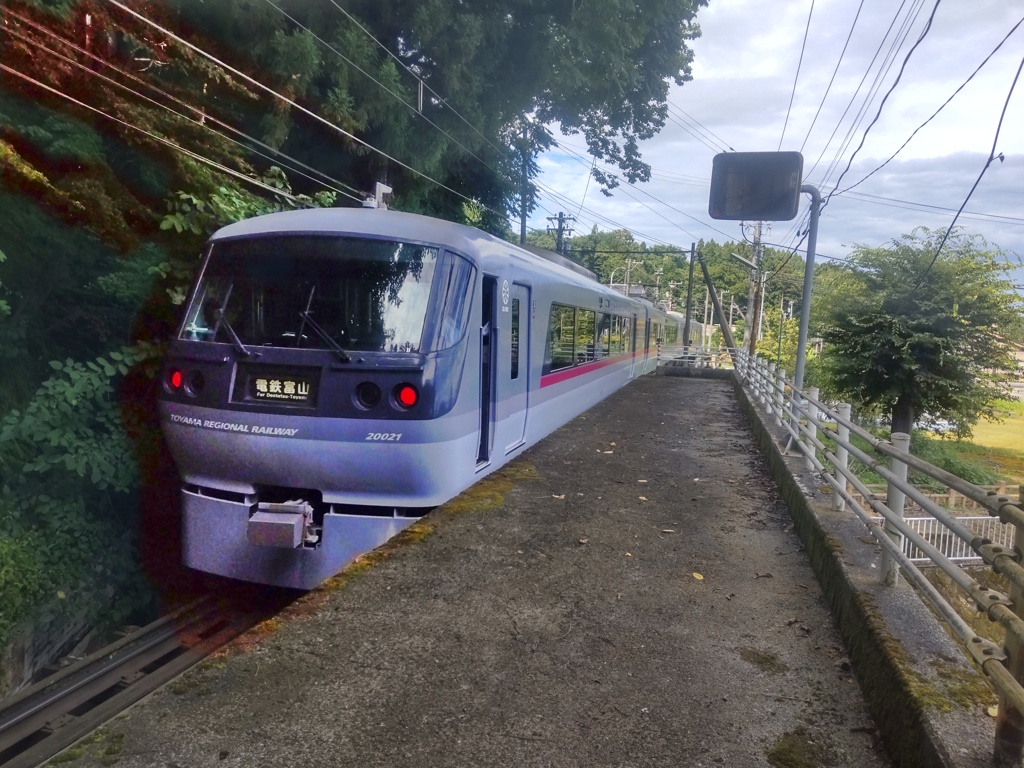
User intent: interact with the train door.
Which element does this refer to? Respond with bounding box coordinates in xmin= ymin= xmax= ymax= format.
xmin=503 ymin=282 xmax=530 ymax=453
xmin=477 ymin=276 xmax=497 ymax=466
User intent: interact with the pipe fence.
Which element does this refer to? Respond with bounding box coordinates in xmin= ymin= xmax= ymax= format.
xmin=734 ymin=348 xmax=1024 ymax=764
xmin=657 ymin=345 xmax=734 ymax=369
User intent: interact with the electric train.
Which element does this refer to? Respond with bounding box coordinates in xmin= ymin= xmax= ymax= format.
xmin=158 ymin=208 xmax=683 ymax=589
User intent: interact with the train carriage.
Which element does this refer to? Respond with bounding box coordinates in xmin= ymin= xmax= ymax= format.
xmin=158 ymin=208 xmax=681 ymax=589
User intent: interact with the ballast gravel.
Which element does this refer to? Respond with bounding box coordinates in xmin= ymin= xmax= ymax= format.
xmin=67 ymin=375 xmax=891 ymax=768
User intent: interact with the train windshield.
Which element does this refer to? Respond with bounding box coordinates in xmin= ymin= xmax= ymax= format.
xmin=180 ymin=235 xmax=455 ymax=354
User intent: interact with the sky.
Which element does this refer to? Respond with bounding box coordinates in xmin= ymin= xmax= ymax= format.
xmin=529 ymin=0 xmax=1024 ymax=291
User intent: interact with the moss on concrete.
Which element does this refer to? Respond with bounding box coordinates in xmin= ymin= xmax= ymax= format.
xmin=767 ymin=726 xmax=831 ymax=768
xmin=47 ymin=728 xmax=124 ymax=766
xmin=739 ymin=645 xmax=789 ymax=674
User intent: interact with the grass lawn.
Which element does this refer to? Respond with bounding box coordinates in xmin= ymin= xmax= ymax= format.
xmin=944 ymin=400 xmax=1024 ymax=485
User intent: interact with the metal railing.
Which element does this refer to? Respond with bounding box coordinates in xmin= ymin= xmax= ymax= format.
xmin=734 ymin=348 xmax=1024 ymax=764
xmin=657 ymin=344 xmax=734 ymax=369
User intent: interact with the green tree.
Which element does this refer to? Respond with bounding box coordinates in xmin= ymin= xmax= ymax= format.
xmin=815 ymin=228 xmax=1023 ymax=437
xmin=755 ymin=302 xmax=808 ymax=377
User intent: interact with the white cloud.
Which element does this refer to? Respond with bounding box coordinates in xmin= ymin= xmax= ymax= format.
xmin=531 ymin=0 xmax=1024 ymax=288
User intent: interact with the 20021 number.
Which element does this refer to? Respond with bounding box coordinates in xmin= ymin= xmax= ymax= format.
xmin=365 ymin=432 xmax=403 ymax=442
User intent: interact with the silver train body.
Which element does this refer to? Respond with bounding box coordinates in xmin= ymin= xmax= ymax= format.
xmin=158 ymin=209 xmax=683 ymax=588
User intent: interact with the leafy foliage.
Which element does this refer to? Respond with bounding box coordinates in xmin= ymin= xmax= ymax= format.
xmin=0 ymin=344 xmax=160 ymax=647
xmin=0 ymin=0 xmax=711 ymax=653
xmin=815 ymin=228 xmax=1023 ymax=438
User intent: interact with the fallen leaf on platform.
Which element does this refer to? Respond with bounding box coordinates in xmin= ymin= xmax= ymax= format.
xmin=579 ymin=538 xmax=589 ymax=545
xmin=625 ymin=552 xmax=633 ymax=557
xmin=639 ymin=496 xmax=648 ymax=501
xmin=692 ymin=573 xmax=704 ymax=581
xmin=988 ymin=705 xmax=999 ymax=718
xmin=610 ymin=442 xmax=617 ymax=446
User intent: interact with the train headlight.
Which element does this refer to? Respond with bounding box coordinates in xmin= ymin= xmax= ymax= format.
xmin=355 ymin=381 xmax=382 ymax=409
xmin=187 ymin=370 xmax=205 ymax=395
xmin=394 ymin=383 xmax=418 ymax=409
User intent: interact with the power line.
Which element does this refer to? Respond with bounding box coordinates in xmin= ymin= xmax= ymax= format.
xmin=548 ymin=137 xmax=734 ymax=240
xmin=803 ymin=0 xmax=917 ymax=183
xmin=824 ymin=0 xmax=942 ymax=204
xmin=103 ymin=0 xmax=515 ymax=225
xmin=323 ymin=0 xmax=513 ymax=163
xmin=0 ymin=63 xmax=306 ymax=206
xmin=779 ymin=0 xmax=815 ymax=150
xmin=833 ymin=13 xmax=1024 ymax=197
xmin=799 ymin=0 xmax=865 ymax=154
xmin=263 ymin=0 xmax=513 ymax=186
xmin=0 ymin=10 xmax=364 ymax=203
xmin=843 ymin=190 xmax=1024 ymax=225
xmin=894 ymin=51 xmax=1024 ymax=313
xmin=814 ymin=0 xmax=929 ymax=191
xmin=665 ymin=102 xmax=735 ymax=151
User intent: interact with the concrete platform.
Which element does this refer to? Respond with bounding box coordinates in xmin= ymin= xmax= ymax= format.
xmin=64 ymin=376 xmax=893 ymax=768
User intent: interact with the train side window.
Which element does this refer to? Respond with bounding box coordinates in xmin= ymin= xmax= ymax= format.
xmin=545 ymin=303 xmax=575 ymax=373
xmin=431 ymin=252 xmax=477 ymax=350
xmin=595 ymin=313 xmax=611 ymax=359
xmin=576 ymin=309 xmax=596 ymax=364
xmin=510 ymin=298 xmax=520 ymax=380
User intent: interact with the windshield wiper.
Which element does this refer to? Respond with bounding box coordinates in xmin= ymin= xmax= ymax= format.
xmin=299 ymin=311 xmax=351 ymax=362
xmin=207 ymin=283 xmax=257 ymax=358
xmin=213 ymin=308 xmax=257 ymax=358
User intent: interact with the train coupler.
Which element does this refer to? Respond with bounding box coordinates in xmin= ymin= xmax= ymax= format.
xmin=248 ymin=500 xmax=319 ymax=548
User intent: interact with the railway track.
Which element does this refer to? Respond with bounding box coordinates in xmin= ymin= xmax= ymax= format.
xmin=0 ymin=592 xmax=290 ymax=768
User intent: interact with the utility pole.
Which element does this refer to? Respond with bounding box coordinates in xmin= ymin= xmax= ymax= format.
xmin=744 ymin=220 xmax=766 ymax=355
xmin=624 ymin=257 xmax=642 ymax=298
xmin=546 ymin=212 xmax=575 ymax=254
xmin=683 ymin=243 xmax=696 ymax=348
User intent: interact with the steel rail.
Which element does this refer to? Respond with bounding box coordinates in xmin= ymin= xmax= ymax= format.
xmin=0 ymin=595 xmax=282 ymax=768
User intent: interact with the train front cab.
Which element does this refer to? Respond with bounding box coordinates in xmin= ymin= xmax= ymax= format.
xmin=159 ymin=227 xmax=484 ymax=589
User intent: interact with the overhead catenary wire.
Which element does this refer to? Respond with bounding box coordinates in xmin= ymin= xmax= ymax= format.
xmin=261 ymin=0 xmax=514 ymax=187
xmin=102 ymin=0 xmax=518 ymax=227
xmin=0 ymin=10 xmax=364 ymax=203
xmin=666 ymin=103 xmax=735 ymax=152
xmin=323 ymin=0 xmax=515 ymax=164
xmin=0 ymin=63 xmax=306 ymax=206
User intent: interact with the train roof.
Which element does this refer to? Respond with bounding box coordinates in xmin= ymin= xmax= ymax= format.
xmin=207 ymin=208 xmax=677 ymax=318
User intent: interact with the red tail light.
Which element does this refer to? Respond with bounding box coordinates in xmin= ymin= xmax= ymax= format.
xmin=167 ymin=368 xmax=184 ymax=391
xmin=395 ymin=383 xmax=418 ymax=409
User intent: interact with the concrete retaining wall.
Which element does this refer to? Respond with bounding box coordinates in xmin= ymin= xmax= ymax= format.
xmin=732 ymin=374 xmax=996 ymax=768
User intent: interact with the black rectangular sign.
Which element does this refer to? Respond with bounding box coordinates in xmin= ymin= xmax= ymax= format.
xmin=709 ymin=152 xmax=803 ymax=221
